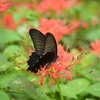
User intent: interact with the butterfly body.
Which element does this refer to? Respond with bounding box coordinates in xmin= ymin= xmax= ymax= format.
xmin=27 ymin=29 xmax=58 ymax=73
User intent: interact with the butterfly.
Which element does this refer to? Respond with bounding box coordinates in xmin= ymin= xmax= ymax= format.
xmin=27 ymin=29 xmax=58 ymax=73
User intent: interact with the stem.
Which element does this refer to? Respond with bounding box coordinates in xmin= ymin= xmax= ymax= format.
xmin=56 ymin=80 xmax=64 ymax=100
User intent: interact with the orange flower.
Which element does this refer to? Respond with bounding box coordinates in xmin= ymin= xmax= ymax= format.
xmin=33 ymin=44 xmax=87 ymax=86
xmin=0 ymin=0 xmax=13 ymax=12
xmin=3 ymin=14 xmax=16 ymax=30
xmin=37 ymin=0 xmax=78 ymax=14
xmin=90 ymin=39 xmax=100 ymax=58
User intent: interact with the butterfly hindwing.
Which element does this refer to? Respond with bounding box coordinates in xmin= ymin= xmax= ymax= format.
xmin=27 ymin=52 xmax=40 ymax=71
xmin=29 ymin=29 xmax=45 ymax=56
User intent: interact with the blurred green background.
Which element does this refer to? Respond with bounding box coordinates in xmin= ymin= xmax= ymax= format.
xmin=0 ymin=0 xmax=100 ymax=100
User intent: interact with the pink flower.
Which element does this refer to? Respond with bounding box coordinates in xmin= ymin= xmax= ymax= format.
xmin=37 ymin=0 xmax=78 ymax=14
xmin=32 ymin=44 xmax=87 ymax=86
xmin=39 ymin=18 xmax=79 ymax=42
xmin=39 ymin=18 xmax=68 ymax=42
xmin=14 ymin=2 xmax=34 ymax=10
xmin=90 ymin=39 xmax=100 ymax=58
xmin=0 ymin=0 xmax=13 ymax=12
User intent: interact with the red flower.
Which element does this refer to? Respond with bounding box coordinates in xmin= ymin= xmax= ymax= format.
xmin=0 ymin=0 xmax=13 ymax=12
xmin=66 ymin=19 xmax=79 ymax=34
xmin=3 ymin=14 xmax=16 ymax=30
xmin=91 ymin=19 xmax=98 ymax=26
xmin=81 ymin=22 xmax=89 ymax=29
xmin=37 ymin=0 xmax=78 ymax=14
xmin=39 ymin=18 xmax=79 ymax=42
xmin=14 ymin=2 xmax=34 ymax=10
xmin=90 ymin=39 xmax=100 ymax=58
xmin=32 ymin=44 xmax=87 ymax=86
xmin=39 ymin=18 xmax=68 ymax=42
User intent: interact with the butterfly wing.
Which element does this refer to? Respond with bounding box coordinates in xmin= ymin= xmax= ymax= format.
xmin=44 ymin=32 xmax=57 ymax=60
xmin=29 ymin=29 xmax=45 ymax=56
xmin=27 ymin=30 xmax=58 ymax=73
xmin=44 ymin=33 xmax=58 ymax=68
xmin=27 ymin=52 xmax=40 ymax=72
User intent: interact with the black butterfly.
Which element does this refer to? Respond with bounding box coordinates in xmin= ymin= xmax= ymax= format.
xmin=27 ymin=29 xmax=58 ymax=73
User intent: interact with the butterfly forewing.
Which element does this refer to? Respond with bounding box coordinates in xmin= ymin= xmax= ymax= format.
xmin=29 ymin=29 xmax=45 ymax=56
xmin=44 ymin=33 xmax=57 ymax=60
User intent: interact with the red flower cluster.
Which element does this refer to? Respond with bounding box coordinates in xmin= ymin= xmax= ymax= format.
xmin=37 ymin=0 xmax=78 ymax=14
xmin=39 ymin=18 xmax=79 ymax=42
xmin=90 ymin=39 xmax=100 ymax=58
xmin=81 ymin=22 xmax=89 ymax=29
xmin=3 ymin=14 xmax=16 ymax=30
xmin=3 ymin=13 xmax=26 ymax=30
xmin=0 ymin=0 xmax=13 ymax=12
xmin=14 ymin=2 xmax=34 ymax=10
xmin=32 ymin=44 xmax=87 ymax=86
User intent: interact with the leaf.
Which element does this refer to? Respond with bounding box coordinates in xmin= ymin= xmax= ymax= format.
xmin=67 ymin=78 xmax=90 ymax=94
xmin=59 ymin=84 xmax=77 ymax=99
xmin=0 ymin=29 xmax=22 ymax=44
xmin=0 ymin=53 xmax=13 ymax=71
xmin=17 ymin=24 xmax=28 ymax=38
xmin=0 ymin=61 xmax=13 ymax=72
xmin=0 ymin=73 xmax=16 ymax=88
xmin=86 ymin=99 xmax=95 ymax=100
xmin=26 ymin=10 xmax=39 ymax=21
xmin=3 ymin=45 xmax=23 ymax=58
xmin=86 ymin=82 xmax=100 ymax=97
xmin=0 ymin=90 xmax=10 ymax=100
xmin=13 ymin=7 xmax=27 ymax=23
xmin=86 ymin=28 xmax=100 ymax=41
xmin=26 ymin=11 xmax=39 ymax=27
xmin=8 ymin=76 xmax=51 ymax=100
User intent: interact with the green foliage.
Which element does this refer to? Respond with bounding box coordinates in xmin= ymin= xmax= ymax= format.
xmin=0 ymin=0 xmax=100 ymax=100
xmin=86 ymin=82 xmax=100 ymax=98
xmin=0 ymin=90 xmax=10 ymax=100
xmin=0 ymin=29 xmax=22 ymax=43
xmin=59 ymin=78 xmax=90 ymax=99
xmin=8 ymin=76 xmax=51 ymax=100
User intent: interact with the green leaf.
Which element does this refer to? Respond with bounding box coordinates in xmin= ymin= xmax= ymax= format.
xmin=0 ymin=29 xmax=22 ymax=43
xmin=17 ymin=24 xmax=29 ymax=38
xmin=86 ymin=99 xmax=95 ymax=100
xmin=8 ymin=76 xmax=51 ymax=100
xmin=86 ymin=28 xmax=100 ymax=41
xmin=0 ymin=73 xmax=16 ymax=88
xmin=0 ymin=53 xmax=13 ymax=71
xmin=59 ymin=84 xmax=77 ymax=99
xmin=0 ymin=90 xmax=10 ymax=100
xmin=13 ymin=7 xmax=27 ymax=23
xmin=3 ymin=45 xmax=23 ymax=58
xmin=0 ymin=61 xmax=13 ymax=72
xmin=26 ymin=11 xmax=39 ymax=27
xmin=86 ymin=82 xmax=100 ymax=97
xmin=26 ymin=10 xmax=39 ymax=21
xmin=67 ymin=78 xmax=90 ymax=94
